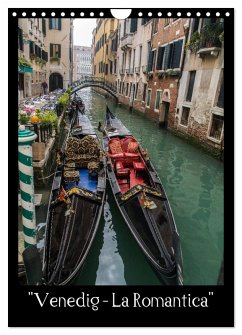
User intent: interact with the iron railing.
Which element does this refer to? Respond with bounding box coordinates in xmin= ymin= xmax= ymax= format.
xmin=199 ymin=22 xmax=223 ymax=49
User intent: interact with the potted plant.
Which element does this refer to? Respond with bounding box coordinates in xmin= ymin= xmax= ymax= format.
xmin=186 ymin=31 xmax=200 ymax=52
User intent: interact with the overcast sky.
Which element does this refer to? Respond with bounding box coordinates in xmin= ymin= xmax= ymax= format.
xmin=73 ymin=19 xmax=97 ymax=47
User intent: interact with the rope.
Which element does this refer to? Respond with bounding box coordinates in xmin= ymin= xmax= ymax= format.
xmin=38 ymin=171 xmax=56 ymax=180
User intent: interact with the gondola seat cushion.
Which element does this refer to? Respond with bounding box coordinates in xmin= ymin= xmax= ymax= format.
xmin=109 ymin=138 xmax=123 ymax=154
xmin=121 ymin=136 xmax=133 ymax=152
xmin=127 ymin=141 xmax=139 ymax=153
xmin=116 ymin=168 xmax=130 ymax=177
xmin=133 ymin=161 xmax=145 ymax=171
xmin=116 ymin=161 xmax=124 ymax=170
xmin=124 ymin=152 xmax=140 ymax=159
xmin=65 ymin=135 xmax=100 ymax=167
xmin=108 ymin=152 xmax=124 ymax=159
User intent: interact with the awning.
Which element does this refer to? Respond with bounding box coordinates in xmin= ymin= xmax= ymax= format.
xmin=18 ymin=65 xmax=33 ymax=73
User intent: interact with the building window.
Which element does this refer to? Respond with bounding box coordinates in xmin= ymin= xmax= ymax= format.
xmin=186 ymin=71 xmax=196 ymax=102
xmin=106 ymin=44 xmax=108 ymax=55
xmin=146 ymin=89 xmax=152 ymax=107
xmin=50 ymin=44 xmax=61 ymax=58
xmin=135 ymin=83 xmax=139 ymax=99
xmin=132 ymin=49 xmax=136 ymax=71
xmin=143 ymin=83 xmax=147 ymax=102
xmin=130 ymin=18 xmax=138 ymax=33
xmin=18 ymin=28 xmax=24 ymax=51
xmin=141 ymin=18 xmax=151 ymax=25
xmin=209 ymin=114 xmax=224 ymax=140
xmin=139 ymin=45 xmax=142 ymax=68
xmin=153 ymin=18 xmax=159 ymax=34
xmin=49 ymin=18 xmax=61 ymax=30
xmin=42 ymin=18 xmax=46 ymax=36
xmin=217 ymin=72 xmax=224 ymax=108
xmin=126 ymin=83 xmax=129 ymax=96
xmin=164 ymin=18 xmax=170 ymax=27
xmin=156 ymin=46 xmax=165 ymax=70
xmin=155 ymin=91 xmax=161 ymax=110
xmin=191 ymin=18 xmax=200 ymax=35
xmin=180 ymin=107 xmax=190 ymax=126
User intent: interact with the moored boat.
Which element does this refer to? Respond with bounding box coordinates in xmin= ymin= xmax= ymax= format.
xmin=41 ymin=107 xmax=106 ymax=285
xmin=102 ymin=107 xmax=183 ymax=285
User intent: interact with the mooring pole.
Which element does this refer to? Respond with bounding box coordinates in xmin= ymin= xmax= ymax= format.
xmin=18 ymin=125 xmax=37 ymax=248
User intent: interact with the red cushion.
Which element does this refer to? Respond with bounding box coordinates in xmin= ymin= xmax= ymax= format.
xmin=127 ymin=141 xmax=139 ymax=153
xmin=116 ymin=161 xmax=124 ymax=170
xmin=124 ymin=152 xmax=140 ymax=159
xmin=109 ymin=138 xmax=123 ymax=154
xmin=121 ymin=137 xmax=134 ymax=152
xmin=116 ymin=168 xmax=130 ymax=177
xmin=133 ymin=161 xmax=145 ymax=171
xmin=108 ymin=153 xmax=125 ymax=159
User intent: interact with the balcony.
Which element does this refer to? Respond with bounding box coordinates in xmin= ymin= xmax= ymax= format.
xmin=142 ymin=65 xmax=147 ymax=73
xmin=120 ymin=34 xmax=133 ymax=50
xmin=135 ymin=66 xmax=140 ymax=74
xmin=197 ymin=23 xmax=223 ymax=57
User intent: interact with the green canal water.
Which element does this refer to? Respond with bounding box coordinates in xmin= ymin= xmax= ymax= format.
xmin=34 ymin=87 xmax=224 ymax=285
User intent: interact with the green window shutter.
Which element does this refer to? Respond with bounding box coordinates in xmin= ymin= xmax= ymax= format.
xmin=167 ymin=43 xmax=174 ymax=69
xmin=50 ymin=44 xmax=53 ymax=57
xmin=130 ymin=18 xmax=138 ymax=33
xmin=147 ymin=49 xmax=153 ymax=72
xmin=58 ymin=45 xmax=61 ymax=58
xmin=49 ymin=18 xmax=52 ymax=29
xmin=156 ymin=47 xmax=165 ymax=70
xmin=163 ymin=45 xmax=170 ymax=69
xmin=171 ymin=40 xmax=183 ymax=68
xmin=58 ymin=18 xmax=61 ymax=30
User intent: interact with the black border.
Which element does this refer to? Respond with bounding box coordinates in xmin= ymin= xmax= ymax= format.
xmin=9 ymin=8 xmax=234 ymax=327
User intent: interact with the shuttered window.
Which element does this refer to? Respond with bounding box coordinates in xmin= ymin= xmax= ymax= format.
xmin=29 ymin=41 xmax=35 ymax=56
xmin=49 ymin=18 xmax=61 ymax=30
xmin=171 ymin=39 xmax=183 ymax=68
xmin=155 ymin=91 xmax=161 ymax=110
xmin=42 ymin=18 xmax=46 ymax=36
xmin=163 ymin=44 xmax=173 ymax=70
xmin=18 ymin=28 xmax=23 ymax=51
xmin=186 ymin=71 xmax=196 ymax=102
xmin=50 ymin=44 xmax=61 ymax=58
xmin=156 ymin=47 xmax=165 ymax=70
xmin=130 ymin=18 xmax=138 ymax=33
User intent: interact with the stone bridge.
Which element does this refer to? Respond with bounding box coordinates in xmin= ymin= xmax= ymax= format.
xmin=70 ymin=76 xmax=118 ymax=100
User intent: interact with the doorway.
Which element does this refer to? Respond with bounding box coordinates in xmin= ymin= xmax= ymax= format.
xmin=159 ymin=101 xmax=170 ymax=128
xmin=49 ymin=73 xmax=63 ymax=92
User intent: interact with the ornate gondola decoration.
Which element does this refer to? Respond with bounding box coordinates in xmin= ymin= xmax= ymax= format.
xmin=102 ymin=106 xmax=183 ymax=285
xmin=23 ymin=98 xmax=106 ymax=286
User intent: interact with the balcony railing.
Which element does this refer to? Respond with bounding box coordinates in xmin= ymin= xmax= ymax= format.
xmin=25 ymin=123 xmax=53 ymax=144
xmin=198 ymin=22 xmax=223 ymax=54
xmin=142 ymin=65 xmax=147 ymax=73
xmin=120 ymin=34 xmax=133 ymax=50
xmin=135 ymin=66 xmax=140 ymax=73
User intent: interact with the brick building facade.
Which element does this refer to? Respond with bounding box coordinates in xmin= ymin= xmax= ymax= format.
xmin=146 ymin=18 xmax=188 ymax=126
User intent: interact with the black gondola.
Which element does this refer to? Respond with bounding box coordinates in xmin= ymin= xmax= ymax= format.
xmin=41 ymin=108 xmax=106 ymax=285
xmin=102 ymin=107 xmax=183 ymax=285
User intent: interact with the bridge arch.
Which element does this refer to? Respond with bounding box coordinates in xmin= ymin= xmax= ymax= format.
xmin=70 ymin=76 xmax=118 ymax=101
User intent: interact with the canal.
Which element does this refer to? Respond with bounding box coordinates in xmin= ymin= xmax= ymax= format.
xmin=34 ymin=87 xmax=224 ymax=285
